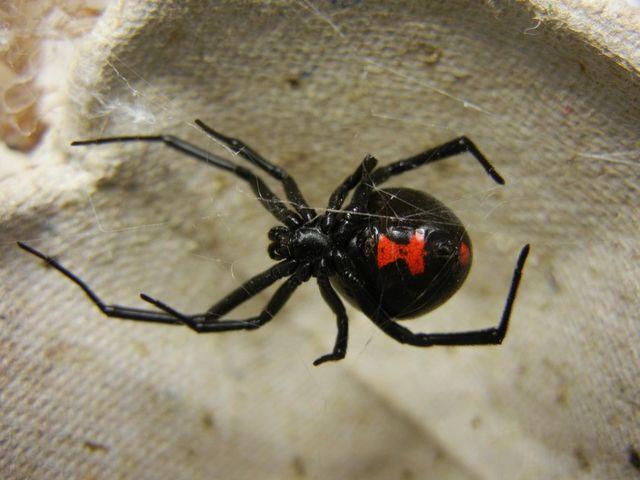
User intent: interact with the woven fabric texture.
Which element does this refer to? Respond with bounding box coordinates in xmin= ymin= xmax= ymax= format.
xmin=2 ymin=1 xmax=639 ymax=479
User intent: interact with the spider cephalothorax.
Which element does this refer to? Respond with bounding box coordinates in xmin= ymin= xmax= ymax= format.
xmin=19 ymin=119 xmax=529 ymax=365
xmin=268 ymin=225 xmax=331 ymax=264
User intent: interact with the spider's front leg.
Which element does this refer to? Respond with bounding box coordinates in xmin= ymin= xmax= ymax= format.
xmin=194 ymin=119 xmax=316 ymax=222
xmin=18 ymin=242 xmax=185 ymax=324
xmin=71 ymin=132 xmax=303 ymax=228
xmin=141 ymin=264 xmax=311 ymax=333
xmin=17 ymin=242 xmax=298 ymax=328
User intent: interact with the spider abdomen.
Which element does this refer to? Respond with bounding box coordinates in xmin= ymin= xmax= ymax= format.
xmin=333 ymin=188 xmax=472 ymax=319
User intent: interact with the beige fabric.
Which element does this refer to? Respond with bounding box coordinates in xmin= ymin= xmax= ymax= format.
xmin=2 ymin=1 xmax=639 ymax=479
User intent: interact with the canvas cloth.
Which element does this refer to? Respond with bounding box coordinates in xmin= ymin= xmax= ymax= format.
xmin=1 ymin=1 xmax=639 ymax=479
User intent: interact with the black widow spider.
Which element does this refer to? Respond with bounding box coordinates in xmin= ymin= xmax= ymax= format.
xmin=19 ymin=119 xmax=530 ymax=366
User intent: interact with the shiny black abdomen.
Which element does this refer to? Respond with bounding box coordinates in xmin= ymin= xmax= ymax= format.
xmin=331 ymin=188 xmax=472 ymax=319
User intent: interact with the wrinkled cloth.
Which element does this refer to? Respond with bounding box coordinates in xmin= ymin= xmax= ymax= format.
xmin=2 ymin=1 xmax=639 ymax=479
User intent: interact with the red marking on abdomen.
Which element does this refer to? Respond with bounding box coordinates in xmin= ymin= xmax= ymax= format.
xmin=459 ymin=241 xmax=470 ymax=267
xmin=377 ymin=231 xmax=426 ymax=275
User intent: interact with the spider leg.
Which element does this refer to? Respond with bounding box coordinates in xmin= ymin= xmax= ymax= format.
xmin=333 ymin=245 xmax=530 ymax=347
xmin=18 ymin=241 xmax=186 ymax=324
xmin=371 ymin=136 xmax=505 ymax=186
xmin=194 ymin=119 xmax=315 ymax=222
xmin=321 ymin=155 xmax=377 ymax=232
xmin=312 ymin=276 xmax=349 ymax=366
xmin=71 ymin=134 xmax=302 ymax=228
xmin=18 ymin=241 xmax=298 ymax=328
xmin=205 ymin=260 xmax=298 ymax=319
xmin=140 ymin=264 xmax=310 ymax=333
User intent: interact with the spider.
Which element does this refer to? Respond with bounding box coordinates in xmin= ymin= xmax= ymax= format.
xmin=19 ymin=119 xmax=530 ymax=366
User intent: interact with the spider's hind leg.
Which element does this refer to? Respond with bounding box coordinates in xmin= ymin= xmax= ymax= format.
xmin=371 ymin=136 xmax=505 ymax=186
xmin=333 ymin=245 xmax=530 ymax=348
